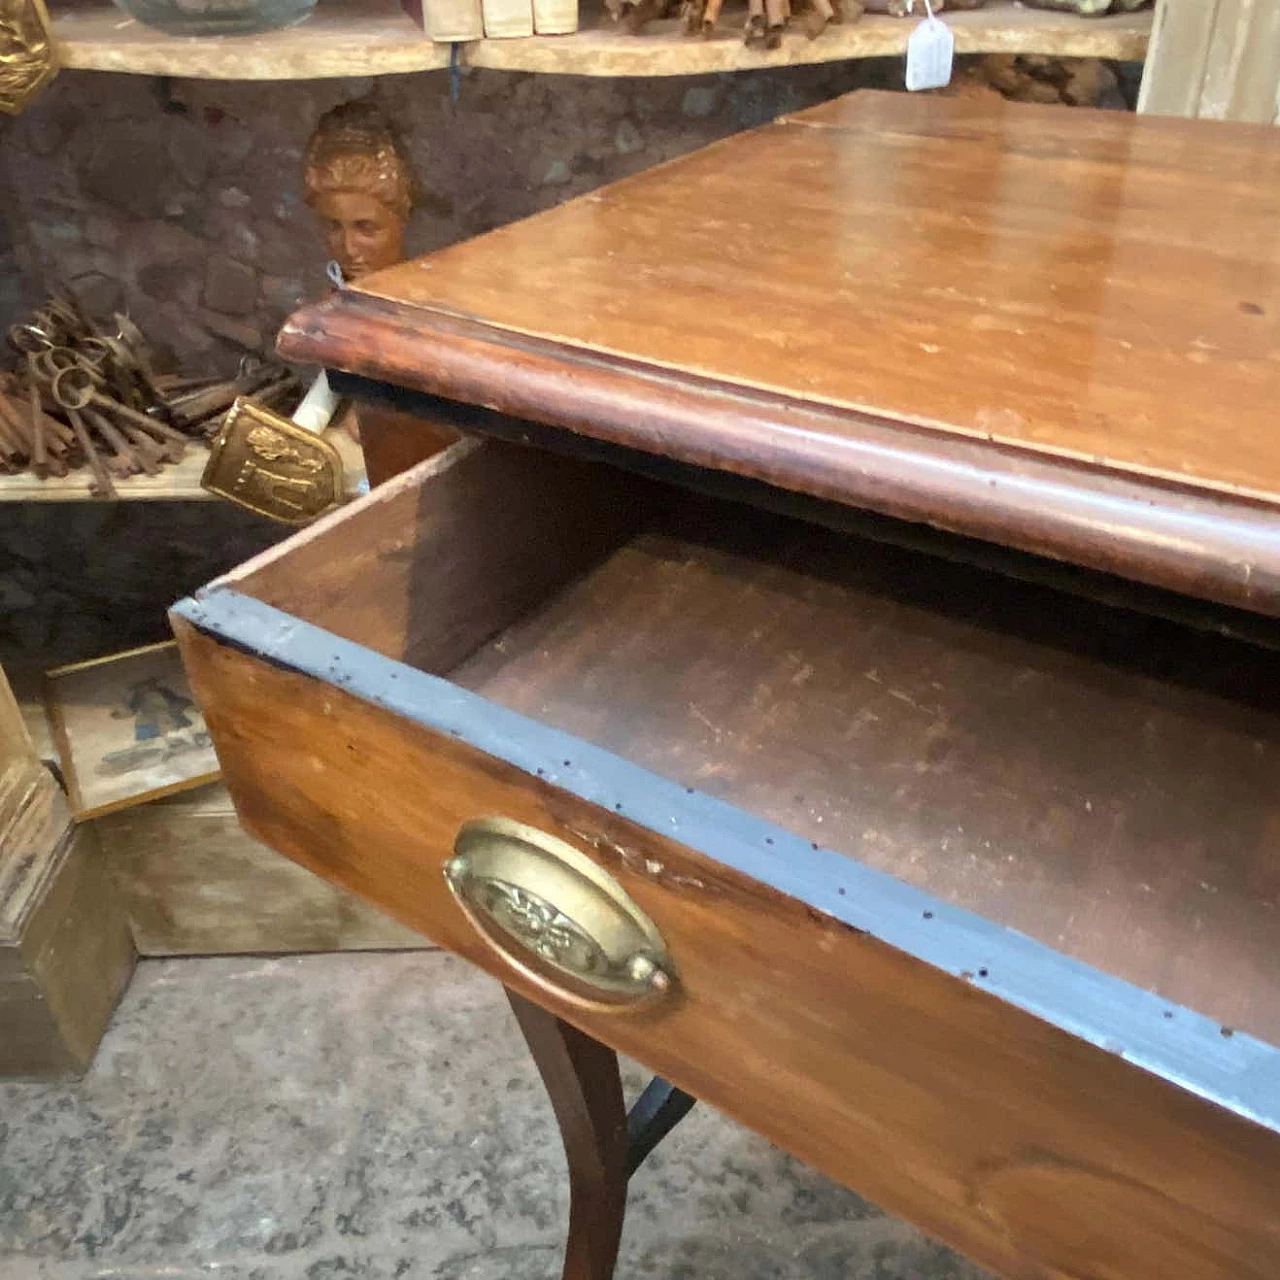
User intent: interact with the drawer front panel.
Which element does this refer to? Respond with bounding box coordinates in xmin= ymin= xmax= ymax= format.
xmin=174 ymin=609 xmax=1280 ymax=1280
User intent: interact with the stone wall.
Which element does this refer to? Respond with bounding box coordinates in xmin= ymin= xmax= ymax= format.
xmin=0 ymin=62 xmax=902 ymax=372
xmin=0 ymin=502 xmax=282 ymax=677
xmin=1 ymin=62 xmax=907 ymax=672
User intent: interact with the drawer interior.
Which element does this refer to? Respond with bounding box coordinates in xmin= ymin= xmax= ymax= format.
xmin=225 ymin=438 xmax=1280 ymax=1047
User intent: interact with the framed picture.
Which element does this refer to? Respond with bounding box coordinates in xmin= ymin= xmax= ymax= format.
xmin=45 ymin=641 xmax=220 ymax=820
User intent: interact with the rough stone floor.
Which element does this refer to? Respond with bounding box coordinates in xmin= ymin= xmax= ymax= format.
xmin=0 ymin=951 xmax=991 ymax=1280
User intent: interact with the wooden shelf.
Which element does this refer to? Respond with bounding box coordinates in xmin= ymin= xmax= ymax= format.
xmin=53 ymin=0 xmax=450 ymax=79
xmin=0 ymin=429 xmax=366 ymax=502
xmin=51 ymin=0 xmax=1150 ymax=80
xmin=470 ymin=2 xmax=1152 ymax=76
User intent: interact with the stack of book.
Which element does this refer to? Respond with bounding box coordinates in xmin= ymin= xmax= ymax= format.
xmin=406 ymin=0 xmax=578 ymax=38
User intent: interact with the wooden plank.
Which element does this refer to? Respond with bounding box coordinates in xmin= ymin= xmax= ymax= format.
xmin=223 ymin=437 xmax=656 ymax=671
xmin=96 ymin=785 xmax=428 ymax=955
xmin=50 ymin=0 xmax=1148 ymax=80
xmin=0 ymin=975 xmax=81 ymax=1078
xmin=2 ymin=661 xmax=134 ymax=1076
xmin=330 ymin=315 xmax=1280 ymax=622
xmin=171 ymin=603 xmax=1280 ymax=1280
xmin=0 ymin=667 xmax=47 ymax=923
xmin=0 ymin=737 xmax=64 ymax=949
xmin=356 ymin=404 xmax=460 ymax=489
xmin=1140 ymin=0 xmax=1280 ymax=123
xmin=18 ymin=822 xmax=136 ymax=1068
xmin=347 ymin=95 xmax=1280 ymax=501
xmin=0 ymin=666 xmax=34 ymax=766
xmin=467 ymin=0 xmax=1151 ymax=76
xmin=53 ymin=0 xmax=451 ymax=79
xmin=0 ymin=428 xmax=366 ymax=502
xmin=283 ymin=93 xmax=1280 ymax=614
xmin=1204 ymin=0 xmax=1280 ymax=124
xmin=1137 ymin=0 xmax=1220 ymax=118
xmin=1 ymin=814 xmax=134 ymax=1077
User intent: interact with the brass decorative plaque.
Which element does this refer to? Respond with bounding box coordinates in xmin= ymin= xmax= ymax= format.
xmin=0 ymin=0 xmax=57 ymax=116
xmin=202 ymin=397 xmax=346 ymax=526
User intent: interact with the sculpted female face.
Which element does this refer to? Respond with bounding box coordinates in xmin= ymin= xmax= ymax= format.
xmin=303 ymin=102 xmax=415 ymax=284
xmin=314 ymin=188 xmax=405 ymax=281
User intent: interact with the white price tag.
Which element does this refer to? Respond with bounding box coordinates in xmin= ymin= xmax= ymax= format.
xmin=905 ymin=1 xmax=953 ymax=92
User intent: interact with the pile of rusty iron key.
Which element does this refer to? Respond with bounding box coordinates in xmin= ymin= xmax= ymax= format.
xmin=0 ymin=294 xmax=299 ymax=497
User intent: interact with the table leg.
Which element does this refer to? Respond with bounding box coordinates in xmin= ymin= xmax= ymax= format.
xmin=507 ymin=989 xmax=628 ymax=1280
xmin=625 ymin=1077 xmax=697 ymax=1178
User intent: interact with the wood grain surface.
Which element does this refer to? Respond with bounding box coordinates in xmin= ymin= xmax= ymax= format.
xmin=53 ymin=0 xmax=1149 ymax=81
xmin=2 ymin=673 xmax=135 ymax=1076
xmin=352 ymin=91 xmax=1280 ymax=497
xmin=355 ymin=404 xmax=459 ymax=489
xmin=223 ymin=437 xmax=654 ymax=672
xmin=465 ymin=0 xmax=1152 ymax=76
xmin=281 ymin=92 xmax=1280 ymax=612
xmin=1139 ymin=0 xmax=1280 ymax=125
xmin=54 ymin=0 xmax=451 ymax=80
xmin=1 ymin=805 xmax=135 ymax=1077
xmin=173 ymin=615 xmax=1280 ymax=1280
xmin=452 ymin=504 xmax=1280 ymax=1049
xmin=507 ymin=991 xmax=627 ymax=1280
xmin=95 ymin=786 xmax=426 ymax=956
xmin=334 ymin=366 xmax=1280 ymax=622
xmin=0 ymin=665 xmax=51 ymax=941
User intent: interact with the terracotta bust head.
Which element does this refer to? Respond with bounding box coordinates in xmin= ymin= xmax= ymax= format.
xmin=303 ymin=101 xmax=415 ymax=282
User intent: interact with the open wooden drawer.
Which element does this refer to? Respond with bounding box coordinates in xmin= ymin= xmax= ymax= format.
xmin=172 ymin=435 xmax=1280 ymax=1280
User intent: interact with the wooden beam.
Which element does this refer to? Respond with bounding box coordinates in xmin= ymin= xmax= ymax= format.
xmin=1140 ymin=0 xmax=1280 ymax=124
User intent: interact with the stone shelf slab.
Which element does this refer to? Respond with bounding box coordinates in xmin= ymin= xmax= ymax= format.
xmin=51 ymin=0 xmax=1151 ymax=80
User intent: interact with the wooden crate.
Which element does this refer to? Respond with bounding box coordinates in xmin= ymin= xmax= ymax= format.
xmin=1 ymin=667 xmax=135 ymax=1078
xmin=95 ymin=783 xmax=427 ymax=956
xmin=17 ymin=662 xmax=428 ymax=957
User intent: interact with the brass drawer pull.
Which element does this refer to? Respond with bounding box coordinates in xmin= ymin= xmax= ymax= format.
xmin=446 ymin=817 xmax=674 ymax=1010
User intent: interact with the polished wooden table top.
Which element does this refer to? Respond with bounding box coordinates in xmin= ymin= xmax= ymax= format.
xmin=284 ymin=91 xmax=1280 ymax=615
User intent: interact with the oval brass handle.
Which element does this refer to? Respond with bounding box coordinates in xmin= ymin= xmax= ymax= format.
xmin=445 ymin=817 xmax=674 ymax=1010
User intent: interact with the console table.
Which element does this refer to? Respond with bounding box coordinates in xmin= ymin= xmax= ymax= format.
xmin=173 ymin=91 xmax=1280 ymax=1279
